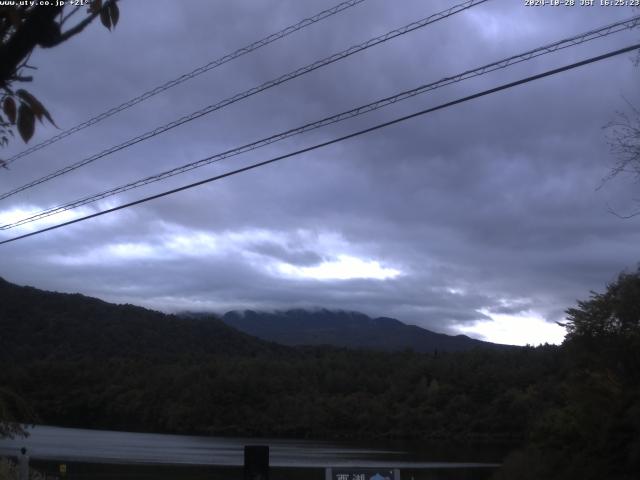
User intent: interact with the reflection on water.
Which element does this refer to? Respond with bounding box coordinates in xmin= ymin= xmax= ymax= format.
xmin=0 ymin=426 xmax=501 ymax=479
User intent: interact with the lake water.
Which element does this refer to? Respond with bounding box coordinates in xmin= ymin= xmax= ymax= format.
xmin=0 ymin=426 xmax=502 ymax=479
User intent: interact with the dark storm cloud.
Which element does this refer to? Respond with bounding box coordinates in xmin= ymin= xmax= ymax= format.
xmin=1 ymin=0 xmax=639 ymax=343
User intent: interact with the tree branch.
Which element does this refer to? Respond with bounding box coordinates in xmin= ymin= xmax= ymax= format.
xmin=57 ymin=0 xmax=119 ymax=45
xmin=606 ymin=202 xmax=640 ymax=219
xmin=59 ymin=4 xmax=82 ymax=27
xmin=0 ymin=5 xmax=63 ymax=86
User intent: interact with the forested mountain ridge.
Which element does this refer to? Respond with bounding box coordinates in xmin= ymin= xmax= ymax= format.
xmin=0 ymin=277 xmax=287 ymax=361
xmin=219 ymin=308 xmax=510 ymax=352
xmin=0 ymin=276 xmax=502 ymax=360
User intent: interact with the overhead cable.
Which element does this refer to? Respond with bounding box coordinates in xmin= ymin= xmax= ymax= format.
xmin=1 ymin=42 xmax=638 ymax=246
xmin=3 ymin=14 xmax=639 ymax=230
xmin=3 ymin=0 xmax=369 ymax=166
xmin=0 ymin=0 xmax=489 ymax=201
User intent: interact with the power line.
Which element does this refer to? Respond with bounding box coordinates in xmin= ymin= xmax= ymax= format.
xmin=0 ymin=0 xmax=489 ymax=201
xmin=2 ymin=42 xmax=638 ymax=247
xmin=3 ymin=14 xmax=639 ymax=230
xmin=3 ymin=0 xmax=368 ymax=166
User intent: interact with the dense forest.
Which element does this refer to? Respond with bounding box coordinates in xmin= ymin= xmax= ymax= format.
xmin=1 ymin=269 xmax=639 ymax=479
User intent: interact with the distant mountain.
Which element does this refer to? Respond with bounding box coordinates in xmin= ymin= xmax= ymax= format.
xmin=221 ymin=308 xmax=509 ymax=352
xmin=0 ymin=277 xmax=286 ymax=362
xmin=0 ymin=275 xmax=506 ymax=366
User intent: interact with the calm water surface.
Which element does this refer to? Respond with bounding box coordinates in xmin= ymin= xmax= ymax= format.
xmin=0 ymin=426 xmax=502 ymax=479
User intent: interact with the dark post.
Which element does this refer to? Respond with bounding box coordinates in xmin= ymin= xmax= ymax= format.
xmin=18 ymin=447 xmax=29 ymax=480
xmin=244 ymin=445 xmax=269 ymax=480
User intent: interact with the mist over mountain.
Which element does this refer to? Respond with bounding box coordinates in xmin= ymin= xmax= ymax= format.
xmin=0 ymin=276 xmax=507 ymax=363
xmin=219 ymin=308 xmax=511 ymax=352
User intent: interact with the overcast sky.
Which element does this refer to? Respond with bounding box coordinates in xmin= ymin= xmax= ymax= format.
xmin=1 ymin=0 xmax=639 ymax=345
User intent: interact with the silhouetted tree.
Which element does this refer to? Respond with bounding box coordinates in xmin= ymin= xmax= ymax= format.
xmin=564 ymin=266 xmax=640 ymax=339
xmin=0 ymin=0 xmax=120 ymax=158
xmin=603 ymin=103 xmax=640 ymax=217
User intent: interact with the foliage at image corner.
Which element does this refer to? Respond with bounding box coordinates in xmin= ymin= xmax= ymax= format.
xmin=493 ymin=265 xmax=640 ymax=480
xmin=0 ymin=457 xmax=46 ymax=480
xmin=0 ymin=458 xmax=16 ymax=480
xmin=0 ymin=0 xmax=120 ymax=166
xmin=0 ymin=386 xmax=35 ymax=440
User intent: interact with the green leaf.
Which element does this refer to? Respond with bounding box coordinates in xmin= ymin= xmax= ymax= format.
xmin=3 ymin=97 xmax=16 ymax=124
xmin=109 ymin=2 xmax=119 ymax=28
xmin=17 ymin=103 xmax=35 ymax=143
xmin=100 ymin=5 xmax=112 ymax=30
xmin=16 ymin=89 xmax=56 ymax=127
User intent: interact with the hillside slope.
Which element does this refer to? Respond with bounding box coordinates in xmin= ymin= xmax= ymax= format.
xmin=0 ymin=277 xmax=286 ymax=362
